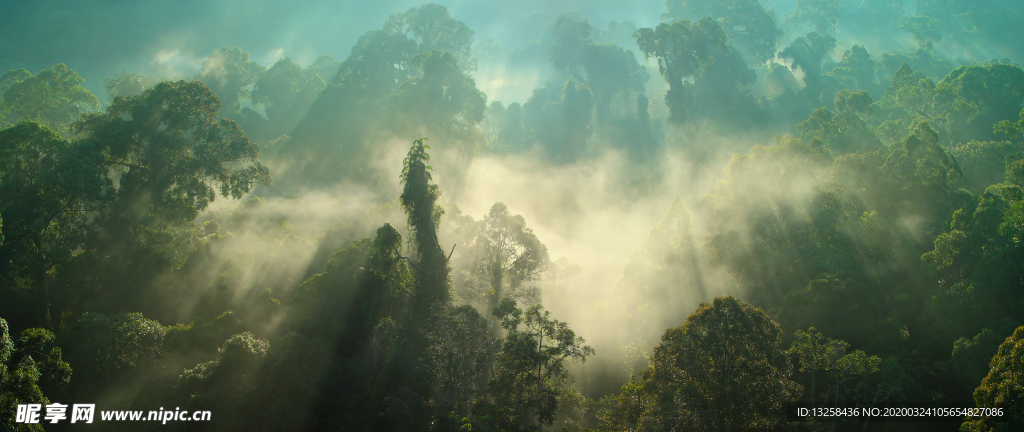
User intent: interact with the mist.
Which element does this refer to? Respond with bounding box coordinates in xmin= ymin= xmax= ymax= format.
xmin=3 ymin=0 xmax=1024 ymax=431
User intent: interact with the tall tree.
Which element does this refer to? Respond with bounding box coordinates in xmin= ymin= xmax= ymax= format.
xmin=337 ymin=29 xmax=419 ymax=99
xmin=778 ymin=31 xmax=837 ymax=88
xmin=471 ymin=203 xmax=549 ymax=312
xmin=664 ymin=0 xmax=783 ymax=64
xmin=69 ymin=80 xmax=270 ymax=314
xmin=961 ymin=326 xmax=1024 ymax=432
xmin=0 ymin=122 xmax=110 ymax=296
xmin=581 ymin=42 xmax=650 ymax=123
xmin=605 ymin=296 xmax=800 ymax=431
xmin=0 ymin=64 xmax=99 ymax=137
xmin=634 ymin=18 xmax=728 ymax=124
xmin=0 ymin=317 xmax=72 ymax=432
xmin=899 ymin=15 xmax=943 ymax=50
xmin=400 ymin=138 xmax=450 ymax=317
xmin=486 ymin=299 xmax=594 ymax=431
xmin=548 ymin=15 xmax=594 ymax=79
xmin=194 ymin=47 xmax=266 ymax=116
xmin=384 ymin=3 xmax=476 ymax=73
xmin=389 ymin=50 xmax=486 ymax=142
xmin=788 ymin=0 xmax=844 ymax=35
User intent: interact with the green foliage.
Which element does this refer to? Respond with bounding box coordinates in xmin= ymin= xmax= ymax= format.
xmin=548 ymin=15 xmax=593 ymax=78
xmin=788 ymin=0 xmax=844 ymax=35
xmin=174 ymin=332 xmax=270 ymax=430
xmin=605 ymin=296 xmax=799 ymax=431
xmin=522 ymin=78 xmax=594 ymax=162
xmin=829 ymin=44 xmax=881 ymax=96
xmin=0 ymin=318 xmax=72 ymax=432
xmin=7 ymin=4 xmax=1024 ymax=431
xmin=337 ymin=29 xmax=419 ymax=98
xmin=994 ymin=106 xmax=1024 ymax=140
xmin=486 ymin=298 xmax=594 ymax=430
xmin=789 ymin=328 xmax=902 ymax=412
xmin=779 ymin=31 xmax=837 ymax=88
xmin=941 ymin=64 xmax=1024 ymax=140
xmin=796 ymin=90 xmax=883 ymax=154
xmin=0 ymin=64 xmax=99 ymax=137
xmin=900 ymin=15 xmax=944 ymax=50
xmin=0 ymin=121 xmax=110 ymax=290
xmin=481 ymin=101 xmax=530 ymax=154
xmin=922 ymin=182 xmax=1024 ymax=355
xmin=949 ymin=141 xmax=1024 ymax=192
xmin=472 ymin=203 xmax=549 ymax=310
xmin=878 ymin=48 xmax=954 ymax=85
xmin=248 ymin=57 xmax=327 ymax=142
xmin=634 ymin=17 xmax=728 ymax=124
xmin=582 ymin=42 xmax=649 ymax=123
xmin=77 ymin=79 xmax=271 ymax=221
xmin=62 ymin=80 xmax=270 ymax=315
xmin=390 ymin=50 xmax=486 ymax=142
xmin=194 ymin=47 xmax=266 ymax=116
xmin=261 ymin=333 xmax=336 ymax=432
xmin=61 ymin=312 xmax=165 ymax=385
xmin=384 ymin=3 xmax=476 ymax=73
xmin=104 ymin=71 xmax=156 ymax=100
xmin=400 ymin=137 xmax=449 ymax=315
xmin=426 ymin=304 xmax=491 ymax=412
xmin=961 ymin=326 xmax=1024 ymax=431
xmin=664 ymin=0 xmax=782 ymax=64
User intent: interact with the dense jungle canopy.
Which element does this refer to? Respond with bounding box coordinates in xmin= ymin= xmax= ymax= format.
xmin=2 ymin=0 xmax=1024 ymax=431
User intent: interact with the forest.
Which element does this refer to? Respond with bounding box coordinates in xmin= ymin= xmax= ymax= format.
xmin=1 ymin=0 xmax=1024 ymax=431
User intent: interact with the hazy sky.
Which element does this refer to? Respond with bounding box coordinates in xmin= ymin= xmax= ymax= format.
xmin=0 ymin=0 xmax=664 ymax=98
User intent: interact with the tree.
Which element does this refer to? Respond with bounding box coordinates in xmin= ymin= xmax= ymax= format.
xmin=68 ymin=80 xmax=270 ymax=315
xmin=961 ymin=326 xmax=1024 ymax=431
xmin=471 ymin=203 xmax=549 ymax=312
xmin=899 ymin=15 xmax=943 ymax=50
xmin=607 ymin=296 xmax=800 ymax=431
xmin=789 ymin=328 xmax=886 ymax=411
xmin=796 ymin=89 xmax=883 ymax=154
xmin=548 ymin=15 xmax=593 ymax=78
xmin=779 ymin=31 xmax=837 ymax=89
xmin=788 ymin=0 xmax=844 ymax=35
xmin=634 ymin=18 xmax=728 ymax=124
xmin=174 ymin=332 xmax=270 ymax=431
xmin=948 ymin=141 xmax=1024 ymax=193
xmin=75 ymin=80 xmax=270 ymax=223
xmin=304 ymin=55 xmax=341 ymax=84
xmin=936 ymin=63 xmax=1024 ymax=144
xmin=104 ymin=71 xmax=156 ymax=100
xmin=614 ymin=197 xmax=704 ymax=348
xmin=194 ymin=47 xmax=266 ymax=116
xmin=995 ymin=107 xmax=1024 ymax=141
xmin=60 ymin=312 xmax=165 ymax=386
xmin=250 ymin=57 xmax=326 ymax=140
xmin=400 ymin=138 xmax=449 ymax=317
xmin=664 ymin=0 xmax=783 ymax=64
xmin=337 ymin=29 xmax=419 ymax=99
xmin=0 ymin=317 xmax=71 ymax=432
xmin=0 ymin=64 xmax=99 ymax=137
xmin=384 ymin=3 xmax=476 ymax=73
xmin=0 ymin=122 xmax=110 ymax=294
xmin=389 ymin=50 xmax=486 ymax=142
xmin=829 ymin=44 xmax=881 ymax=96
xmin=487 ymin=298 xmax=594 ymax=431
xmin=581 ymin=42 xmax=649 ymax=123
xmin=522 ymin=78 xmax=595 ymax=163
xmin=425 ymin=304 xmax=491 ymax=414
